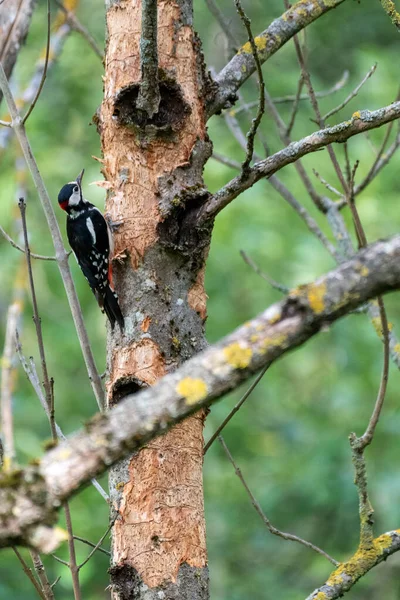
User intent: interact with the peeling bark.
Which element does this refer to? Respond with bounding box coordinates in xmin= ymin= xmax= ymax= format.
xmin=99 ymin=0 xmax=211 ymax=597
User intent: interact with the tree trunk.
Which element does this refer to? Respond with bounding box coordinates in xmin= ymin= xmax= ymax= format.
xmin=98 ymin=1 xmax=213 ymax=597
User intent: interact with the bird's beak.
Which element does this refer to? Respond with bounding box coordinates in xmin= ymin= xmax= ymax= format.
xmin=76 ymin=169 xmax=85 ymax=186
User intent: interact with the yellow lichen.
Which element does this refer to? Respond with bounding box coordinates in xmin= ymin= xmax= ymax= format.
xmin=250 ymin=334 xmax=259 ymax=343
xmin=259 ymin=333 xmax=287 ymax=354
xmin=394 ymin=343 xmax=400 ymax=354
xmin=176 ymin=377 xmax=208 ymax=405
xmin=352 ymin=110 xmax=362 ymax=119
xmin=360 ymin=265 xmax=369 ymax=276
xmin=307 ymin=282 xmax=327 ymax=315
xmin=223 ymin=343 xmax=252 ymax=368
xmin=240 ymin=35 xmax=268 ymax=54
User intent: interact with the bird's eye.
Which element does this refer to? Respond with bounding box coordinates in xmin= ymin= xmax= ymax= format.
xmin=73 ymin=186 xmax=79 ymax=193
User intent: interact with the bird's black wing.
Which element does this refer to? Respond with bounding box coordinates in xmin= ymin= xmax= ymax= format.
xmin=66 ymin=207 xmax=110 ymax=294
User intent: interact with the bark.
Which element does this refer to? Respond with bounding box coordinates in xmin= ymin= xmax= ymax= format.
xmin=98 ymin=0 xmax=212 ymax=597
xmin=0 ymin=0 xmax=36 ymax=105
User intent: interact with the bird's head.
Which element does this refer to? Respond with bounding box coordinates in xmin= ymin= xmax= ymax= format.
xmin=58 ymin=169 xmax=85 ymax=212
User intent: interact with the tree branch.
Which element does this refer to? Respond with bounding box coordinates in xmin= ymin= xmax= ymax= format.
xmin=306 ymin=530 xmax=400 ymax=600
xmin=206 ymin=0 xmax=346 ymax=118
xmin=136 ymin=0 xmax=160 ymax=117
xmin=199 ymin=100 xmax=400 ymax=223
xmin=2 ymin=237 xmax=400 ymax=549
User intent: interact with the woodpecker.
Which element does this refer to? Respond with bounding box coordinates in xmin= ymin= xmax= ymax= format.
xmin=58 ymin=170 xmax=124 ymax=330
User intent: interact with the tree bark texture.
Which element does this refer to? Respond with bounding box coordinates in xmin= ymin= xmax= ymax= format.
xmin=0 ymin=0 xmax=36 ymax=105
xmin=98 ymin=1 xmax=212 ymax=597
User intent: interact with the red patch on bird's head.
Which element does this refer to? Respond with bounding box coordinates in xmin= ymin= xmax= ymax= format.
xmin=59 ymin=200 xmax=69 ymax=211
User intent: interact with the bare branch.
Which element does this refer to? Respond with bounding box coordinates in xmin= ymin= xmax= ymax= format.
xmin=240 ymin=250 xmax=289 ymax=293
xmin=204 ymin=364 xmax=270 ymax=454
xmin=207 ymin=0 xmax=346 ymax=117
xmin=0 ymin=223 xmax=58 ymax=260
xmin=77 ymin=520 xmax=114 ymax=570
xmin=234 ymin=0 xmax=265 ymax=174
xmin=322 ymin=63 xmax=377 ymax=122
xmin=19 ymin=198 xmax=57 ymax=440
xmin=54 ymin=0 xmax=102 ymax=59
xmin=73 ymin=535 xmax=110 ymax=557
xmin=23 ymin=0 xmax=51 ymax=124
xmin=306 ymin=530 xmax=400 ymax=600
xmin=13 ymin=547 xmax=46 ymax=600
xmin=231 ymin=71 xmax=349 ymax=115
xmin=63 ymin=504 xmax=81 ymax=600
xmin=379 ymin=0 xmax=400 ymax=30
xmin=0 ymin=0 xmax=35 ymax=104
xmin=199 ymin=101 xmax=400 ymax=223
xmin=219 ymin=435 xmax=338 ymax=565
xmin=1 ymin=301 xmax=20 ymax=469
xmin=29 ymin=551 xmax=55 ymax=600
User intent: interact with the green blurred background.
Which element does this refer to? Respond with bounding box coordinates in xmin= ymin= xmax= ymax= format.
xmin=1 ymin=0 xmax=400 ymax=598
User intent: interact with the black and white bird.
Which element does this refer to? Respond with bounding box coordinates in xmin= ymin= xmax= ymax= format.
xmin=58 ymin=170 xmax=124 ymax=330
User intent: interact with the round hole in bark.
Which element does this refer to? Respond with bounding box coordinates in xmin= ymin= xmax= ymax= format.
xmin=113 ymin=77 xmax=191 ymax=132
xmin=111 ymin=377 xmax=145 ymax=405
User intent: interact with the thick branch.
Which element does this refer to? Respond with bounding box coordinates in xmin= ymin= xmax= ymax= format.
xmin=207 ymin=0 xmax=346 ymax=118
xmin=306 ymin=530 xmax=400 ymax=600
xmin=199 ymin=101 xmax=400 ymax=222
xmin=2 ymin=237 xmax=400 ymax=548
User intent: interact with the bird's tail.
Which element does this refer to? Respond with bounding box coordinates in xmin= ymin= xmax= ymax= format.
xmin=103 ymin=285 xmax=124 ymax=330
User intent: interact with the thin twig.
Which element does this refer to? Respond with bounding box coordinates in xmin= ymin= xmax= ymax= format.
xmin=203 ymin=0 xmax=239 ymax=53
xmin=0 ymin=223 xmax=57 ymax=260
xmin=234 ymin=0 xmax=265 ymax=174
xmin=54 ymin=0 xmax=102 ymax=59
xmin=30 ymin=551 xmax=55 ymax=600
xmin=355 ymin=88 xmax=400 ymax=195
xmin=19 ymin=198 xmax=57 ymax=441
xmin=23 ymin=0 xmax=51 ymax=124
xmin=78 ymin=520 xmax=115 ymax=570
xmin=231 ymin=70 xmax=350 ymax=115
xmin=73 ymin=535 xmax=110 ymax=557
xmin=291 ymin=16 xmax=349 ymax=196
xmin=1 ymin=303 xmax=20 ymax=470
xmin=240 ymin=250 xmax=289 ymax=293
xmin=13 ymin=547 xmax=46 ymax=600
xmin=263 ymin=85 xmax=325 ymax=212
xmin=0 ymin=118 xmax=11 ymax=127
xmin=0 ymin=62 xmax=105 ymax=411
xmin=379 ymin=0 xmax=400 ymax=30
xmin=64 ymin=503 xmax=82 ymax=600
xmin=313 ymin=169 xmax=343 ymax=199
xmin=212 ymin=152 xmax=241 ymax=170
xmin=51 ymin=554 xmax=69 ymax=567
xmin=286 ymin=74 xmax=304 ymax=136
xmin=204 ymin=364 xmax=270 ymax=454
xmin=218 ymin=435 xmax=339 ymax=565
xmin=223 ymin=110 xmax=337 ymax=258
xmin=322 ymin=63 xmax=377 ymax=122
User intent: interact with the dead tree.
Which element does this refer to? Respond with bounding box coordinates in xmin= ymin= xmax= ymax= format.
xmin=1 ymin=0 xmax=400 ymax=599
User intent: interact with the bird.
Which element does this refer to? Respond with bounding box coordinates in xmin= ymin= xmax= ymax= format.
xmin=58 ymin=170 xmax=124 ymax=330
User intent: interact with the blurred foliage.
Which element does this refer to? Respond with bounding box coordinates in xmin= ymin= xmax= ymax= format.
xmin=0 ymin=0 xmax=400 ymax=598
